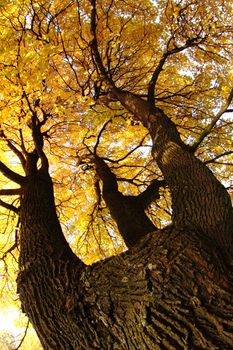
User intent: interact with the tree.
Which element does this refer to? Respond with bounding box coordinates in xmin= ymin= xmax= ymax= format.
xmin=0 ymin=0 xmax=233 ymax=349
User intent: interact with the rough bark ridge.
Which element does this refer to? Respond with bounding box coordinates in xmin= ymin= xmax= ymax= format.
xmin=3 ymin=112 xmax=232 ymax=349
xmin=112 ymin=92 xmax=233 ymax=263
xmin=17 ymin=153 xmax=88 ymax=349
xmin=17 ymin=195 xmax=233 ymax=349
xmin=19 ymin=167 xmax=76 ymax=268
xmin=14 ymin=103 xmax=233 ymax=349
xmin=15 ymin=146 xmax=233 ymax=349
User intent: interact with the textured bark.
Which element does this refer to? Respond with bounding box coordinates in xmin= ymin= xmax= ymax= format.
xmin=15 ymin=154 xmax=233 ymax=349
xmin=17 ymin=165 xmax=84 ymax=349
xmin=19 ymin=167 xmax=77 ymax=268
xmin=17 ymin=195 xmax=233 ymax=349
xmin=108 ymin=90 xmax=233 ymax=265
xmin=13 ymin=90 xmax=233 ymax=350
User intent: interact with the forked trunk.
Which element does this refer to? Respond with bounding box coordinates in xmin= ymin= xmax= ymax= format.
xmin=17 ymin=167 xmax=233 ymax=349
xmin=111 ymin=90 xmax=233 ymax=264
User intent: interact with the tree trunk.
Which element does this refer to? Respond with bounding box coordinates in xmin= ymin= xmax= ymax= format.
xmin=14 ymin=59 xmax=233 ymax=348
xmin=17 ymin=225 xmax=233 ymax=349
xmin=17 ymin=166 xmax=233 ymax=349
xmin=110 ymin=89 xmax=233 ymax=264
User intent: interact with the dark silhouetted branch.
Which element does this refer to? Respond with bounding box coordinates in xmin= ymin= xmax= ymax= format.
xmin=94 ymin=119 xmax=112 ymax=154
xmin=147 ymin=35 xmax=207 ymax=106
xmin=205 ymin=151 xmax=233 ymax=165
xmin=191 ymin=87 xmax=233 ymax=151
xmin=94 ymin=154 xmax=118 ymax=193
xmin=0 ymin=161 xmax=26 ymax=185
xmin=0 ymin=188 xmax=21 ymax=196
xmin=138 ymin=179 xmax=166 ymax=209
xmin=0 ymin=199 xmax=18 ymax=213
xmin=93 ymin=154 xmax=158 ymax=247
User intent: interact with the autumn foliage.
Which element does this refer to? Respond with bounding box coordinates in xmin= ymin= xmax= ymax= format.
xmin=0 ymin=0 xmax=232 ymax=348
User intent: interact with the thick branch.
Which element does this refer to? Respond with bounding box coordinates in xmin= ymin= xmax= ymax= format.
xmin=148 ymin=55 xmax=168 ymax=105
xmin=138 ymin=179 xmax=166 ymax=209
xmin=0 ymin=199 xmax=18 ymax=213
xmin=191 ymin=87 xmax=233 ymax=151
xmin=31 ymin=112 xmax=49 ymax=170
xmin=0 ymin=161 xmax=26 ymax=185
xmin=0 ymin=188 xmax=21 ymax=196
xmin=93 ymin=154 xmax=118 ymax=193
xmin=21 ymin=91 xmax=49 ymax=172
xmin=94 ymin=119 xmax=112 ymax=154
xmin=90 ymin=2 xmax=183 ymax=145
xmin=110 ymin=90 xmax=184 ymax=153
xmin=90 ymin=1 xmax=150 ymax=124
xmin=93 ymin=154 xmax=157 ymax=247
xmin=147 ymin=38 xmax=203 ymax=105
xmin=90 ymin=0 xmax=112 ymax=84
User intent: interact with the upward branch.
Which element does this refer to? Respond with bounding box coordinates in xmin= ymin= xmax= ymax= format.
xmin=93 ymin=154 xmax=158 ymax=247
xmin=0 ymin=128 xmax=26 ymax=169
xmin=31 ymin=112 xmax=49 ymax=171
xmin=93 ymin=154 xmax=118 ymax=193
xmin=147 ymin=37 xmax=205 ymax=106
xmin=147 ymin=54 xmax=168 ymax=105
xmin=138 ymin=179 xmax=166 ymax=209
xmin=0 ymin=161 xmax=26 ymax=185
xmin=21 ymin=90 xmax=49 ymax=172
xmin=0 ymin=199 xmax=18 ymax=213
xmin=89 ymin=0 xmax=184 ymax=147
xmin=90 ymin=0 xmax=112 ymax=85
xmin=191 ymin=87 xmax=233 ymax=151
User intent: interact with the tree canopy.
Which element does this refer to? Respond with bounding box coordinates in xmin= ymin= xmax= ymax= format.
xmin=0 ymin=0 xmax=233 ymax=348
